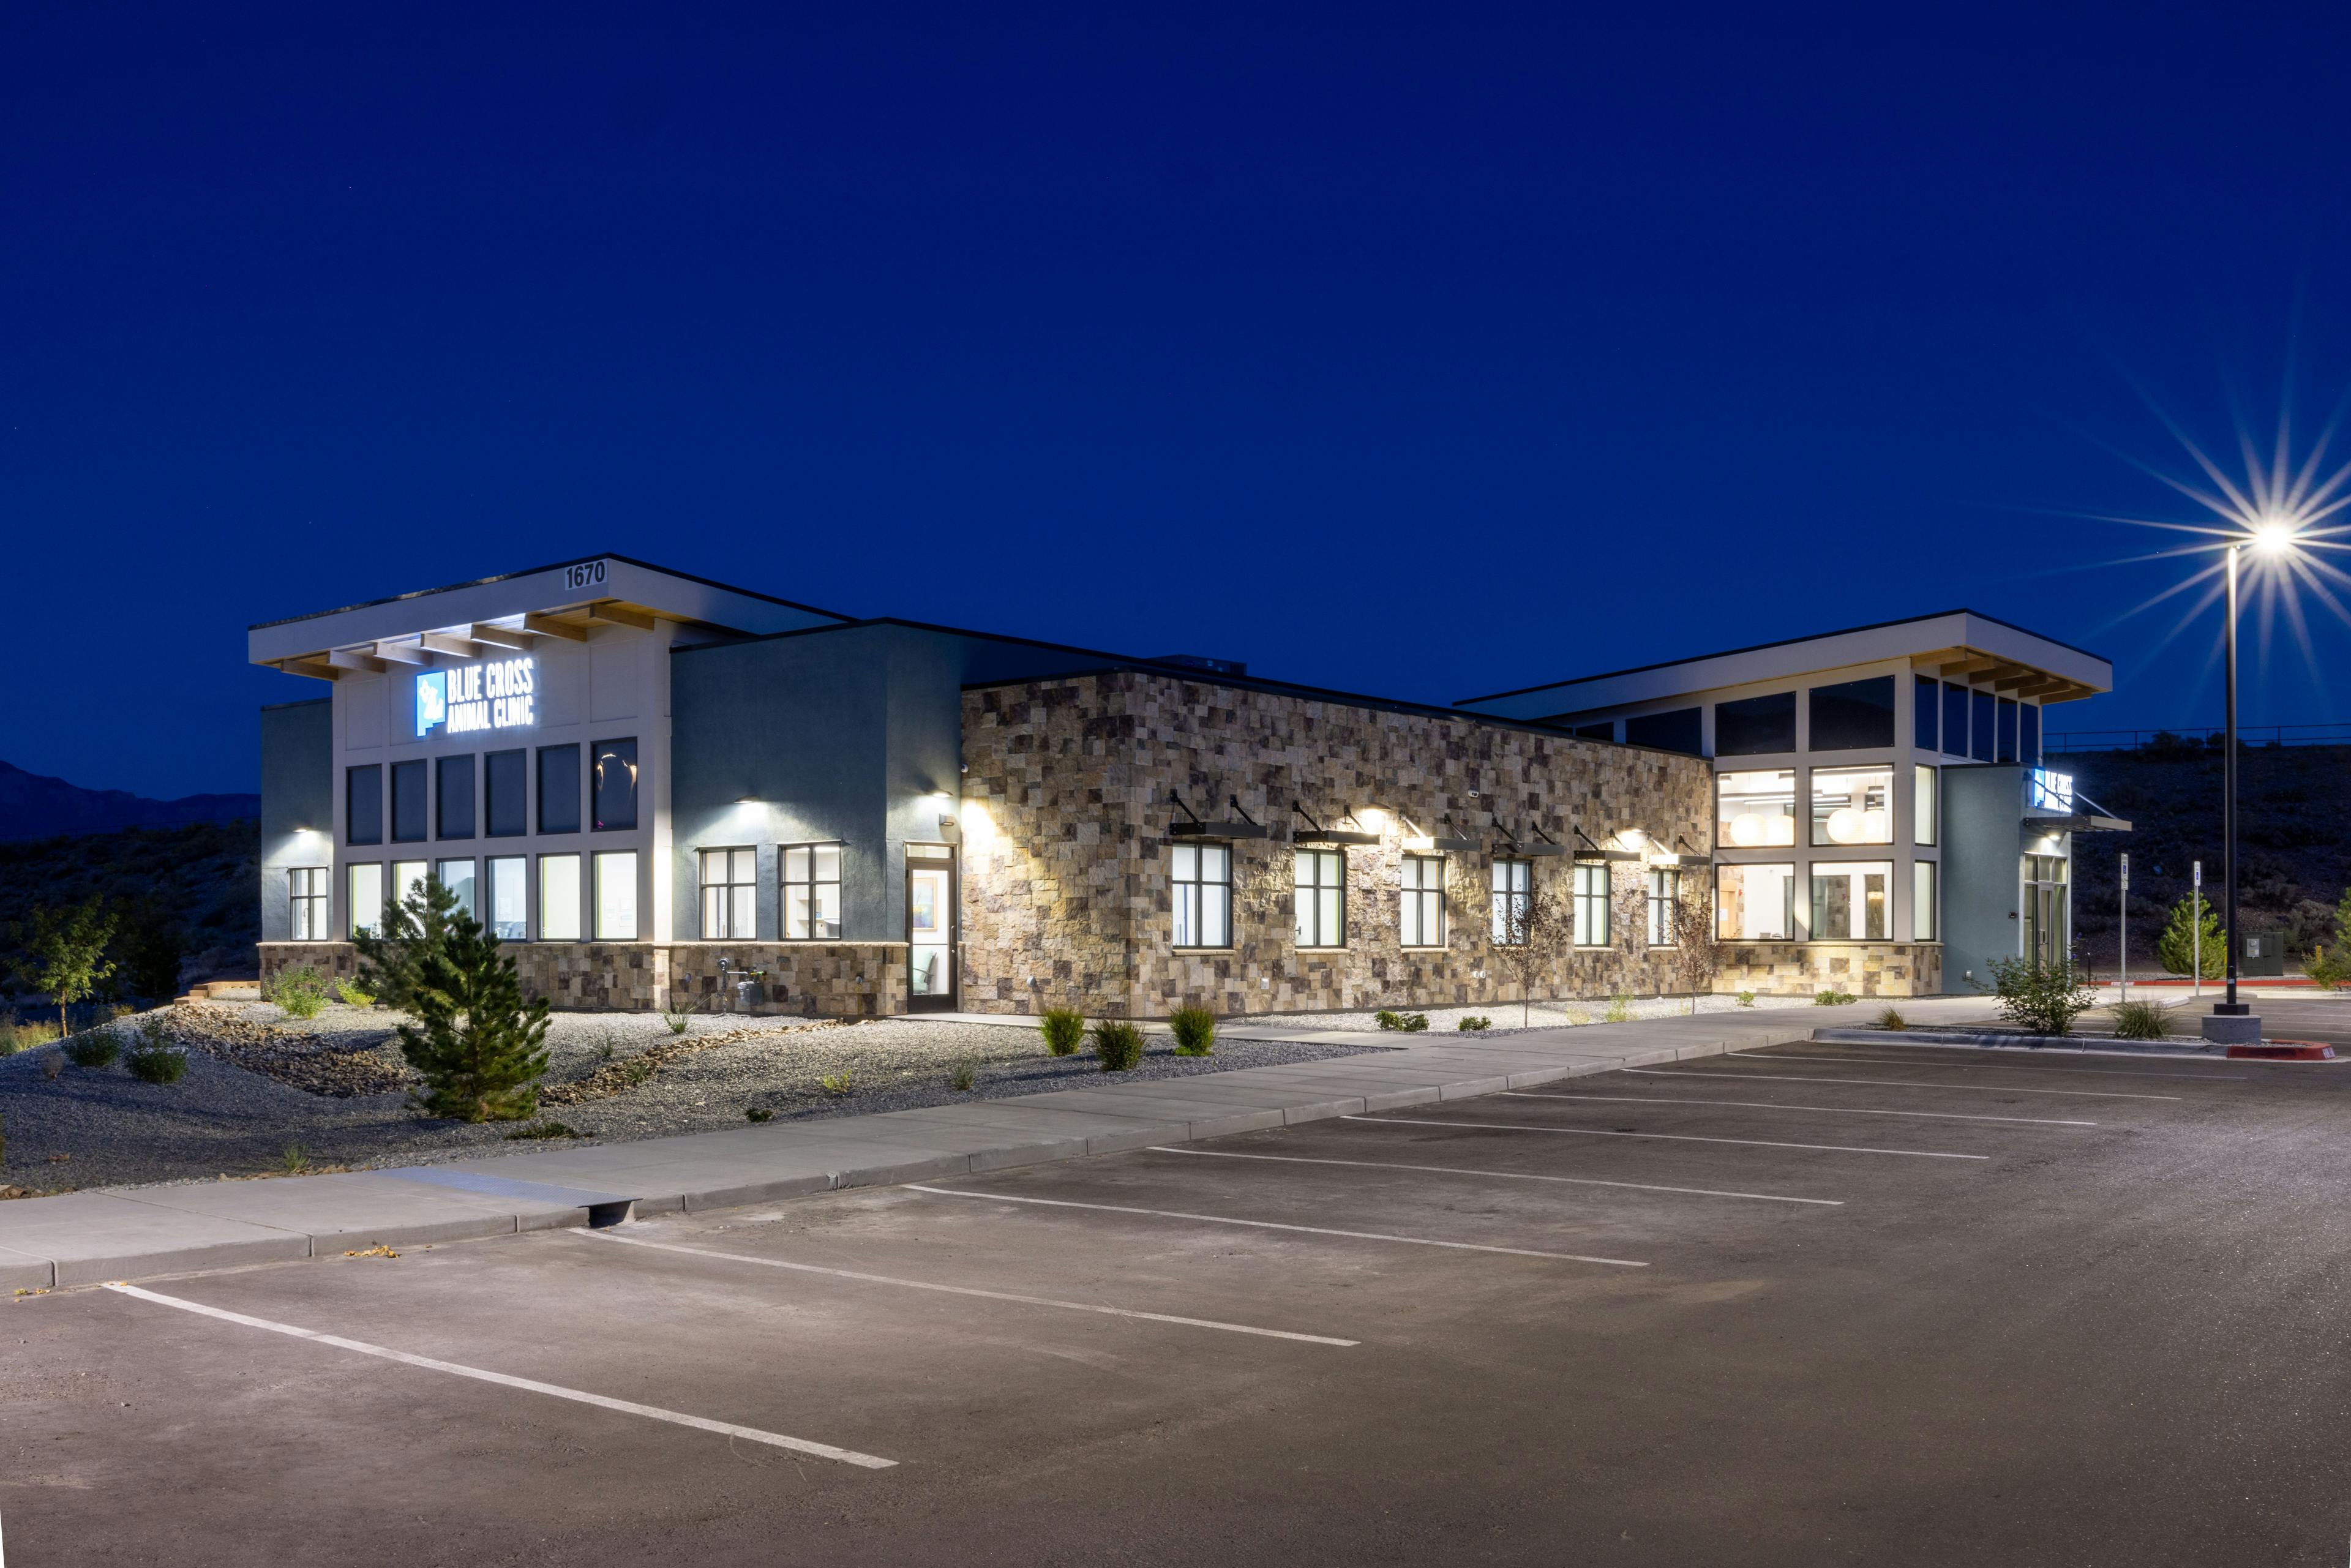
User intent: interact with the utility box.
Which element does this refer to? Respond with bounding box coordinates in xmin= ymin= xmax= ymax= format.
xmin=2239 ymin=931 xmax=2287 ymax=978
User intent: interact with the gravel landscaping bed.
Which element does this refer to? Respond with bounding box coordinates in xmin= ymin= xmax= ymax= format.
xmin=1237 ymin=993 xmax=1772 ymax=1036
xmin=0 ymin=1002 xmax=1388 ymax=1194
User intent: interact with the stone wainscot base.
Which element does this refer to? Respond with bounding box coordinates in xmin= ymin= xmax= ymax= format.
xmin=259 ymin=942 xmax=912 ymax=1018
xmin=1715 ymin=942 xmax=1942 ymax=999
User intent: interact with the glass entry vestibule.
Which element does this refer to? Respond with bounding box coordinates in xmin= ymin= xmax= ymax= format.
xmin=907 ymin=844 xmax=958 ymax=1012
xmin=2022 ymin=853 xmax=2069 ymax=966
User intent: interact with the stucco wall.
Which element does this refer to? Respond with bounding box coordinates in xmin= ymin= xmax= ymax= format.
xmin=957 ymin=671 xmax=1717 ymax=1016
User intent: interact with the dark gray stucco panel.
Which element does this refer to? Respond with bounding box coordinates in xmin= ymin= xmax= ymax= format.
xmin=258 ymin=698 xmax=333 ymax=945
xmin=1941 ymin=764 xmax=2024 ymax=992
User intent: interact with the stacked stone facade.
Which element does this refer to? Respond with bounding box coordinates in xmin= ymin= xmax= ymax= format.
xmin=958 ymin=672 xmax=1720 ymax=1016
xmin=1716 ymin=941 xmax=1941 ymax=999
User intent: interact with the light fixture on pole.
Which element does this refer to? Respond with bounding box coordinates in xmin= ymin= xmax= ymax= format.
xmin=2202 ymin=523 xmax=2297 ymax=1046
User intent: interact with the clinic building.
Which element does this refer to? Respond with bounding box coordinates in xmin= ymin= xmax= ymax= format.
xmin=252 ymin=559 xmax=2118 ymax=1014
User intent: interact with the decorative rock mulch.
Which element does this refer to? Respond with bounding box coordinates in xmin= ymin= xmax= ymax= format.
xmin=148 ymin=1004 xmax=411 ymax=1098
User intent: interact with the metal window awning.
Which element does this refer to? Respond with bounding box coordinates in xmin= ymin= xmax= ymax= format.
xmin=1166 ymin=792 xmax=1271 ymax=840
xmin=1572 ymin=829 xmax=1641 ymax=863
xmin=1495 ymin=822 xmax=1569 ymax=858
xmin=1291 ymin=803 xmax=1380 ymax=846
xmin=2024 ymin=786 xmax=2131 ymax=835
xmin=1400 ymin=814 xmax=1480 ymax=853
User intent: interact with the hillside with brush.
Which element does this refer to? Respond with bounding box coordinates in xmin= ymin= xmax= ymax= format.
xmin=0 ymin=819 xmax=259 ymax=1001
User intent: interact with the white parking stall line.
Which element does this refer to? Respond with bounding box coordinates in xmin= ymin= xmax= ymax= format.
xmin=1147 ymin=1144 xmax=1844 ymax=1205
xmin=1624 ymin=1067 xmax=2179 ymax=1100
xmin=102 ymin=1283 xmax=896 ymax=1469
xmin=1503 ymin=1092 xmax=2095 ymax=1127
xmin=1728 ymin=1052 xmax=2246 ymax=1082
xmin=904 ymin=1186 xmax=1649 ymax=1267
xmin=579 ymin=1228 xmax=1358 ymax=1346
xmin=1343 ymin=1114 xmax=1987 ymax=1160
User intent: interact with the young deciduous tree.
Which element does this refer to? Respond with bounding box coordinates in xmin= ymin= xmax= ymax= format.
xmin=7 ymin=897 xmax=118 ymax=1035
xmin=1490 ymin=887 xmax=1574 ymax=1029
xmin=1665 ymin=891 xmax=1727 ymax=1014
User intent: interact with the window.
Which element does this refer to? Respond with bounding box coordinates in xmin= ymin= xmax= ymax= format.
xmin=485 ymin=749 xmax=527 ymax=838
xmin=486 ymin=855 xmax=527 ymax=940
xmin=391 ymin=760 xmax=428 ymax=842
xmin=701 ymin=847 xmax=758 ymax=939
xmin=538 ymin=745 xmax=581 ymax=835
xmin=347 ymin=765 xmax=383 ymax=846
xmin=1719 ymin=770 xmax=1797 ymax=847
xmin=437 ymin=755 xmax=474 ymax=840
xmin=1971 ymin=689 xmax=1995 ymax=762
xmin=593 ymin=738 xmax=638 ymax=831
xmin=1294 ymin=849 xmax=1344 ymax=947
xmin=1401 ymin=855 xmax=1445 ymax=947
xmin=1572 ymin=862 xmax=1611 ymax=947
xmin=1625 ymin=708 xmax=1702 ymax=755
xmin=1491 ymin=859 xmax=1533 ymax=944
xmin=1914 ymin=765 xmax=1938 ymax=846
xmin=1810 ymin=861 xmax=1891 ymax=940
xmin=539 ymin=853 xmax=582 ymax=940
xmin=594 ymin=850 xmax=638 ymax=939
xmin=1572 ymin=721 xmax=1616 ymax=742
xmin=1715 ymin=692 xmax=1796 ymax=756
xmin=2019 ymin=703 xmax=2041 ymax=768
xmin=1647 ymin=868 xmax=1679 ymax=946
xmin=1943 ymin=682 xmax=1972 ymax=759
xmin=1809 ymin=677 xmax=1895 ymax=752
xmin=1171 ymin=842 xmax=1232 ymax=948
xmin=435 ymin=858 xmax=475 ymax=918
xmin=1811 ymin=765 xmax=1894 ymax=846
xmin=348 ymin=863 xmax=384 ymax=937
xmin=784 ymin=844 xmax=843 ymax=939
xmin=288 ymin=867 xmax=329 ymax=940
xmin=1716 ymin=863 xmax=1796 ymax=940
xmin=1913 ymin=860 xmax=1937 ymax=941
xmin=389 ymin=861 xmax=427 ymax=926
xmin=1997 ymin=697 xmax=2019 ymax=763
xmin=1913 ymin=674 xmax=1939 ymax=752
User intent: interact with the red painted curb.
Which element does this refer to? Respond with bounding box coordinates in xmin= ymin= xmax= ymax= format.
xmin=2225 ymin=1041 xmax=2338 ymax=1060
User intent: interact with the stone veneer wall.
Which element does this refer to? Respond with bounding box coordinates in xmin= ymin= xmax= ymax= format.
xmin=258 ymin=941 xmax=907 ymax=1016
xmin=958 ymin=672 xmax=1719 ymax=1017
xmin=1717 ymin=942 xmax=1942 ymax=999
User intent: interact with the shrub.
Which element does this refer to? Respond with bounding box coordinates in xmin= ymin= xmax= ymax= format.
xmin=1169 ymin=1006 xmax=1217 ymax=1056
xmin=2110 ymin=999 xmax=2174 ymax=1041
xmin=819 ymin=1071 xmax=855 ymax=1096
xmin=2156 ymin=895 xmax=2227 ymax=980
xmin=0 ymin=1011 xmax=61 ymax=1056
xmin=1457 ymin=1015 xmax=1492 ymax=1032
xmin=1736 ymin=991 xmax=1757 ymax=1008
xmin=63 ymin=1030 xmax=121 ymax=1069
xmin=1984 ymin=956 xmax=2099 ymax=1037
xmin=124 ymin=1017 xmax=187 ymax=1084
xmin=503 ymin=1120 xmax=579 ymax=1140
xmin=1873 ymin=1008 xmax=1907 ymax=1032
xmin=1376 ymin=1010 xmax=1428 ymax=1032
xmin=266 ymin=964 xmax=330 ymax=1020
xmin=1814 ymin=989 xmax=1858 ymax=1007
xmin=1603 ymin=994 xmax=1633 ymax=1023
xmin=1040 ymin=1007 xmax=1086 ymax=1056
xmin=1092 ymin=1019 xmax=1144 ymax=1071
xmin=661 ymin=999 xmax=697 ymax=1035
xmin=388 ymin=901 xmax=550 ymax=1123
xmin=2310 ymin=944 xmax=2351 ymax=992
xmin=281 ymin=1142 xmax=311 ymax=1174
xmin=334 ymin=980 xmax=377 ymax=1007
xmin=948 ymin=1057 xmax=978 ymax=1091
xmin=746 ymin=1107 xmax=774 ymax=1123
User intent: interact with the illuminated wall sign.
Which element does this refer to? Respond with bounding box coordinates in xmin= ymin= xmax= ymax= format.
xmin=416 ymin=656 xmax=537 ymax=738
xmin=2027 ymin=768 xmax=2074 ymax=813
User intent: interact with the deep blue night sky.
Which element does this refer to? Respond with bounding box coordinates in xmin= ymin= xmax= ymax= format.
xmin=9 ymin=4 xmax=2351 ymax=798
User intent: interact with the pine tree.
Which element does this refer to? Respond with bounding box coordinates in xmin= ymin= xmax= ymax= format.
xmin=352 ymin=877 xmax=465 ymax=1015
xmin=2155 ymin=894 xmax=2225 ymax=980
xmin=392 ymin=900 xmax=550 ymax=1123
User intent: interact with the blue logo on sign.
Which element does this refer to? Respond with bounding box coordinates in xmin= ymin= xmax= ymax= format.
xmin=415 ymin=670 xmax=448 ymax=737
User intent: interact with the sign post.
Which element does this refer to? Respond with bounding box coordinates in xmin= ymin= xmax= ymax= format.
xmin=2118 ymin=853 xmax=2129 ymax=1003
xmin=2192 ymin=861 xmax=2203 ymax=1002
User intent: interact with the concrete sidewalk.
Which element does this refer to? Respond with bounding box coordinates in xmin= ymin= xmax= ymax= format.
xmin=0 ymin=997 xmax=1991 ymax=1291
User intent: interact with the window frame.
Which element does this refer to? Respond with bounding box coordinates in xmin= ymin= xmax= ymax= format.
xmin=1491 ymin=858 xmax=1533 ymax=945
xmin=347 ymin=862 xmax=384 ymax=937
xmin=1715 ymin=862 xmax=1796 ymax=941
xmin=1809 ymin=764 xmax=1895 ymax=848
xmin=700 ymin=846 xmax=759 ymax=940
xmin=1914 ymin=764 xmax=1938 ymax=847
xmin=1571 ymin=861 xmax=1611 ymax=948
xmin=1294 ymin=848 xmax=1346 ymax=948
xmin=433 ymin=857 xmax=476 ymax=920
xmin=288 ymin=866 xmax=329 ymax=942
xmin=591 ymin=737 xmax=639 ymax=833
xmin=1171 ymin=841 xmax=1234 ymax=950
xmin=346 ymin=764 xmax=383 ymax=846
xmin=538 ymin=852 xmax=583 ymax=941
xmin=1400 ymin=853 xmax=1446 ymax=948
xmin=389 ymin=759 xmax=428 ymax=844
xmin=486 ymin=854 xmax=528 ymax=940
xmin=435 ymin=754 xmax=476 ymax=841
xmin=1913 ymin=858 xmax=1938 ymax=942
xmin=593 ymin=849 xmax=639 ymax=940
xmin=1808 ymin=860 xmax=1894 ymax=941
xmin=1719 ymin=768 xmax=1799 ymax=849
xmin=1647 ymin=867 xmax=1680 ymax=947
xmin=484 ymin=748 xmax=528 ymax=838
xmin=538 ymin=744 xmax=582 ymax=835
xmin=782 ymin=842 xmax=844 ymax=940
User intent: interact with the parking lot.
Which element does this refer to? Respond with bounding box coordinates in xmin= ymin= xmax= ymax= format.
xmin=11 ymin=1037 xmax=2351 ymax=1566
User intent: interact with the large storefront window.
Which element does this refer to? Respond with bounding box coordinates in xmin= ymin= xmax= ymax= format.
xmin=487 ymin=856 xmax=527 ymax=940
xmin=1717 ymin=863 xmax=1795 ymax=940
xmin=1914 ymin=765 xmax=1938 ymax=846
xmin=784 ymin=844 xmax=843 ymax=939
xmin=539 ymin=853 xmax=582 ymax=940
xmin=592 ymin=738 xmax=639 ymax=832
xmin=435 ymin=858 xmax=476 ymax=919
xmin=1719 ymin=770 xmax=1798 ymax=847
xmin=594 ymin=850 xmax=639 ymax=939
xmin=1647 ymin=868 xmax=1679 ymax=946
xmin=485 ymin=749 xmax=527 ymax=838
xmin=1491 ymin=859 xmax=1533 ymax=944
xmin=1811 ymin=766 xmax=1893 ymax=847
xmin=1571 ymin=862 xmax=1611 ymax=947
xmin=437 ymin=756 xmax=474 ymax=840
xmin=1810 ymin=861 xmax=1891 ymax=940
xmin=392 ymin=860 xmax=427 ymax=913
xmin=702 ymin=847 xmax=757 ymax=939
xmin=1294 ymin=849 xmax=1345 ymax=947
xmin=288 ymin=868 xmax=329 ymax=940
xmin=391 ymin=760 xmax=427 ymax=844
xmin=1809 ymin=677 xmax=1895 ymax=751
xmin=347 ymin=765 xmax=383 ymax=846
xmin=1715 ymin=692 xmax=1796 ymax=756
xmin=1172 ymin=842 xmax=1232 ymax=948
xmin=1913 ymin=860 xmax=1937 ymax=942
xmin=538 ymin=745 xmax=581 ymax=835
xmin=1401 ymin=854 xmax=1445 ymax=947
xmin=348 ymin=863 xmax=384 ymax=937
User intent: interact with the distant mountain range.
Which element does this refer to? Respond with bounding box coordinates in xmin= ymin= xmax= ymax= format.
xmin=0 ymin=760 xmax=259 ymax=842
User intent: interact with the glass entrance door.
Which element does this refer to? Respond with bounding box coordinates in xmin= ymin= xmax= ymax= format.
xmin=2021 ymin=853 xmax=2069 ymax=967
xmin=906 ymin=850 xmax=956 ymax=1011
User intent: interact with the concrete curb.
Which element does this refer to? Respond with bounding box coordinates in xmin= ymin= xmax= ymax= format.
xmin=0 ymin=999 xmax=1998 ymax=1289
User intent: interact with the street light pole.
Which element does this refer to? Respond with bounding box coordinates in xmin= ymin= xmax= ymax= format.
xmin=2205 ymin=543 xmax=2255 ymax=1041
